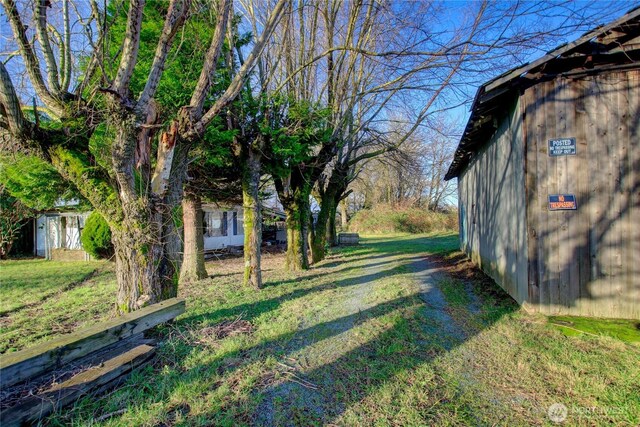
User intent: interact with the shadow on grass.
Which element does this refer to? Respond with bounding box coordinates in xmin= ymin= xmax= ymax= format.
xmin=260 ymin=257 xmax=401 ymax=289
xmin=171 ymin=297 xmax=511 ymax=426
xmin=248 ymin=255 xmax=517 ymax=426
xmin=180 ymin=258 xmax=422 ymax=326
xmin=160 ymin=237 xmax=515 ymax=424
xmin=64 ymin=234 xmax=518 ymax=425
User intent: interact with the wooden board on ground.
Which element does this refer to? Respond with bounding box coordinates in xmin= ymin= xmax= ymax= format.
xmin=0 ymin=298 xmax=185 ymax=388
xmin=0 ymin=344 xmax=156 ymax=427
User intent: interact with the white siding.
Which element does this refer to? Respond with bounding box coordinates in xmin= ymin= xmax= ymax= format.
xmin=202 ymin=206 xmax=244 ymax=250
xmin=35 ymin=216 xmax=46 ymax=257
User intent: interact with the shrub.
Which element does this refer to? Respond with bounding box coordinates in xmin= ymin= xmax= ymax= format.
xmin=348 ymin=204 xmax=458 ymax=234
xmin=81 ymin=211 xmax=114 ymax=259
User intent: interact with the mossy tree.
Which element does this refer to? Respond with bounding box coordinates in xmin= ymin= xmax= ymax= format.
xmin=224 ymin=10 xmax=296 ymax=287
xmin=227 ymin=95 xmax=290 ymax=287
xmin=0 ymin=0 xmax=286 ymax=312
xmin=263 ymin=0 xmax=615 ymax=266
xmin=267 ymin=101 xmax=333 ymax=270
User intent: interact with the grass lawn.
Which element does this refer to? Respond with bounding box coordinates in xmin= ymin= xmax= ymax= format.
xmin=0 ymin=259 xmax=115 ymax=353
xmin=1 ymin=233 xmax=639 ymax=426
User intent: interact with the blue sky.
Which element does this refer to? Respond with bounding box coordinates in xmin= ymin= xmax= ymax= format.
xmin=2 ymin=0 xmax=637 ymax=118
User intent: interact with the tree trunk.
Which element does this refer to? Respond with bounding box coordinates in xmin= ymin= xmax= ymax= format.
xmin=161 ymin=140 xmax=189 ymax=278
xmin=111 ymin=213 xmax=177 ymax=313
xmin=311 ymin=187 xmax=336 ymax=264
xmin=341 ymin=199 xmax=348 ymax=229
xmin=308 ymin=209 xmax=317 ymax=263
xmin=108 ymin=117 xmax=185 ymax=314
xmin=284 ymin=195 xmax=310 ymax=271
xmin=242 ymin=147 xmax=263 ymax=288
xmin=327 ymin=200 xmax=338 ymax=246
xmin=311 ymin=192 xmax=332 ymax=263
xmin=179 ymin=193 xmax=207 ymax=284
xmin=0 ymin=242 xmax=13 ymax=259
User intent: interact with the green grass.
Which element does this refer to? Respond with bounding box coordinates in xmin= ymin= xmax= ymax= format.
xmin=549 ymin=316 xmax=640 ymax=345
xmin=0 ymin=259 xmax=115 ymax=353
xmin=1 ymin=233 xmax=639 ymax=426
xmin=0 ymin=259 xmax=104 ymax=315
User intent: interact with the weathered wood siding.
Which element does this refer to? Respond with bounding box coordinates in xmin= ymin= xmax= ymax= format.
xmin=523 ymin=71 xmax=639 ymax=319
xmin=458 ymin=98 xmax=529 ymax=304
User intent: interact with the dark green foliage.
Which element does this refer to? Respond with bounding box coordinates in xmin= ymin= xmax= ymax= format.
xmin=81 ymin=211 xmax=114 ymax=259
xmin=0 ymin=189 xmax=33 ymax=259
xmin=264 ymin=99 xmax=333 ymax=178
xmin=105 ymin=1 xmax=226 ymax=117
xmin=0 ymin=155 xmax=80 ymax=210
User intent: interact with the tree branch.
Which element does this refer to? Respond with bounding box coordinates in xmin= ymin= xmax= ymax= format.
xmin=189 ymin=0 xmax=287 ymax=138
xmin=0 ymin=61 xmax=26 ymax=136
xmin=60 ymin=0 xmax=72 ymax=92
xmin=189 ymin=0 xmax=232 ymax=119
xmin=0 ymin=0 xmax=66 ymax=116
xmin=347 ymin=146 xmax=395 ymax=167
xmin=112 ymin=0 xmax=145 ymax=98
xmin=75 ymin=0 xmax=111 ymax=95
xmin=35 ymin=0 xmax=62 ymax=94
xmin=137 ymin=0 xmax=191 ymax=113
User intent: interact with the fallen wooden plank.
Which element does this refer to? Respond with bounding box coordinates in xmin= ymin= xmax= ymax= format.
xmin=0 ymin=334 xmax=154 ymax=411
xmin=0 ymin=344 xmax=155 ymax=427
xmin=0 ymin=298 xmax=184 ymax=388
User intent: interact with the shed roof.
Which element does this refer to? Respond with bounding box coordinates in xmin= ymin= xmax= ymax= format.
xmin=445 ymin=6 xmax=640 ymax=181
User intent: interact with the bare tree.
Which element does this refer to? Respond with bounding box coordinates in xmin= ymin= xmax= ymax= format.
xmin=350 ymin=119 xmax=458 ymax=213
xmin=421 ymin=120 xmax=458 ymax=211
xmin=308 ymin=0 xmax=626 ymax=258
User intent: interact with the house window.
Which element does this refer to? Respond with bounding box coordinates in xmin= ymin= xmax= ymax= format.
xmin=204 ymin=211 xmax=228 ymax=237
xmin=232 ymin=211 xmax=238 ymax=235
xmin=236 ymin=211 xmax=244 ymax=235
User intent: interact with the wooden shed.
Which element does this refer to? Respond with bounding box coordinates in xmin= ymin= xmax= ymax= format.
xmin=445 ymin=8 xmax=640 ymax=319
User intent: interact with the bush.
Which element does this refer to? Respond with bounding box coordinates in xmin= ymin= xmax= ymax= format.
xmin=348 ymin=204 xmax=458 ymax=234
xmin=81 ymin=211 xmax=114 ymax=259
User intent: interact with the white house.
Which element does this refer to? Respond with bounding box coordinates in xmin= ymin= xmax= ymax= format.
xmin=34 ymin=206 xmax=244 ymax=257
xmin=28 ymin=202 xmax=286 ymax=259
xmin=202 ymin=204 xmax=287 ymax=250
xmin=202 ymin=204 xmax=244 ymax=250
xmin=34 ymin=212 xmax=91 ymax=260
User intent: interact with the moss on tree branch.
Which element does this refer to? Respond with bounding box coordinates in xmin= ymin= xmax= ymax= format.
xmin=49 ymin=146 xmax=123 ymax=223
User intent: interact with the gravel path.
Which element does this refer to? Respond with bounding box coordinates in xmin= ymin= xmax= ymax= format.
xmin=255 ymin=249 xmax=477 ymax=426
xmin=408 ymin=256 xmax=470 ymax=349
